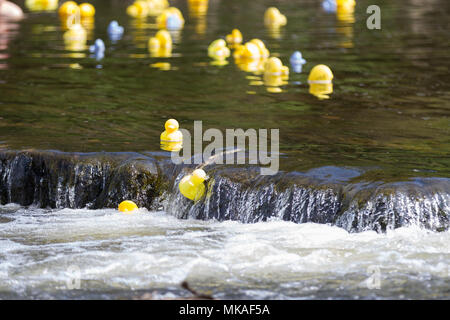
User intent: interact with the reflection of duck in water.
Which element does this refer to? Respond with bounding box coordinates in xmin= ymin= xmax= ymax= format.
xmin=63 ymin=23 xmax=87 ymax=51
xmin=0 ymin=0 xmax=23 ymax=19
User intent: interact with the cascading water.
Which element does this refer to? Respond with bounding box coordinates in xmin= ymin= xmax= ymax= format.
xmin=1 ymin=150 xmax=448 ymax=233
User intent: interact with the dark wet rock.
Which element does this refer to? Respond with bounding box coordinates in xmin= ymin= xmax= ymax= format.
xmin=0 ymin=150 xmax=449 ymax=233
xmin=159 ymin=161 xmax=449 ymax=233
xmin=0 ymin=150 xmax=161 ymax=209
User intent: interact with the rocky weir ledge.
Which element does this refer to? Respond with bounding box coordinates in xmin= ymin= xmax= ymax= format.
xmin=0 ymin=150 xmax=448 ymax=233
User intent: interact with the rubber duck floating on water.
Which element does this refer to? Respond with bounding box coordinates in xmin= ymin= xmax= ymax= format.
xmin=226 ymin=29 xmax=243 ymax=47
xmin=107 ymin=21 xmax=124 ymax=42
xmin=322 ymin=0 xmax=337 ymax=13
xmin=233 ymin=39 xmax=269 ymax=61
xmin=160 ymin=119 xmax=183 ymax=151
xmin=89 ymin=38 xmax=105 ymax=60
xmin=127 ymin=0 xmax=169 ymax=18
xmin=308 ymin=64 xmax=334 ymax=99
xmin=118 ymin=200 xmax=138 ymax=213
xmin=290 ymin=51 xmax=307 ymax=73
xmin=25 ymin=0 xmax=59 ymax=12
xmin=148 ymin=30 xmax=172 ymax=57
xmin=263 ymin=57 xmax=289 ymax=93
xmin=179 ymin=169 xmax=207 ymax=201
xmin=264 ymin=7 xmax=286 ymax=28
xmin=156 ymin=7 xmax=185 ymax=30
xmin=188 ymin=0 xmax=208 ymax=16
xmin=59 ymin=1 xmax=95 ymax=17
xmin=208 ymin=39 xmax=230 ymax=65
xmin=336 ymin=0 xmax=356 ymax=23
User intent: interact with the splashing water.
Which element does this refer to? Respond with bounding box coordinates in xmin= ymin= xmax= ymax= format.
xmin=0 ymin=204 xmax=448 ymax=299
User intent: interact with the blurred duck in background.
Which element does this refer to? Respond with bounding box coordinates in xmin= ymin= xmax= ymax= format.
xmin=0 ymin=0 xmax=24 ymax=19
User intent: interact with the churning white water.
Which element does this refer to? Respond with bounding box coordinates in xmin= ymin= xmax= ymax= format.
xmin=0 ymin=204 xmax=448 ymax=299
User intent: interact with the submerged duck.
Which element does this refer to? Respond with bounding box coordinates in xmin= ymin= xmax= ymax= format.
xmin=179 ymin=169 xmax=207 ymax=201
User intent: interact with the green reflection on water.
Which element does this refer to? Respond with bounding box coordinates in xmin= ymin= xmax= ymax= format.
xmin=0 ymin=0 xmax=448 ymax=180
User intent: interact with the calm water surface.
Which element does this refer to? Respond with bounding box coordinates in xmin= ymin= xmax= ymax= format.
xmin=0 ymin=0 xmax=449 ymax=179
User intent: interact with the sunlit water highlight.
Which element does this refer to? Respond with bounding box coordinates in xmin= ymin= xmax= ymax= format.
xmin=0 ymin=204 xmax=448 ymax=299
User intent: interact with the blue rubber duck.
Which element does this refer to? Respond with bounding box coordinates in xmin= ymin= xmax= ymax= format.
xmin=166 ymin=14 xmax=183 ymax=30
xmin=89 ymin=39 xmax=105 ymax=61
xmin=290 ymin=51 xmax=307 ymax=73
xmin=107 ymin=21 xmax=124 ymax=42
xmin=322 ymin=0 xmax=337 ymax=13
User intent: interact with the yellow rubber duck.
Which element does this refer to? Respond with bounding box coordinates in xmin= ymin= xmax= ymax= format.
xmin=58 ymin=0 xmax=78 ymax=16
xmin=249 ymin=39 xmax=270 ymax=59
xmin=79 ymin=2 xmax=94 ymax=17
xmin=264 ymin=57 xmax=289 ymax=76
xmin=63 ymin=23 xmax=87 ymax=51
xmin=263 ymin=57 xmax=288 ymax=93
xmin=156 ymin=7 xmax=185 ymax=30
xmin=308 ymin=64 xmax=334 ymax=99
xmin=26 ymin=0 xmax=59 ymax=12
xmin=208 ymin=39 xmax=230 ymax=61
xmin=147 ymin=0 xmax=169 ymax=15
xmin=179 ymin=169 xmax=207 ymax=201
xmin=126 ymin=0 xmax=149 ymax=18
xmin=188 ymin=0 xmax=208 ymax=16
xmin=226 ymin=29 xmax=243 ymax=46
xmin=160 ymin=119 xmax=183 ymax=151
xmin=118 ymin=200 xmax=139 ymax=213
xmin=264 ymin=7 xmax=287 ymax=28
xmin=148 ymin=30 xmax=173 ymax=57
xmin=149 ymin=30 xmax=172 ymax=50
xmin=336 ymin=0 xmax=355 ymax=23
xmin=233 ymin=39 xmax=269 ymax=60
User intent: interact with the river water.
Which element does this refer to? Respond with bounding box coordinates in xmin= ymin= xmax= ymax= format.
xmin=0 ymin=204 xmax=448 ymax=299
xmin=0 ymin=0 xmax=449 ymax=299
